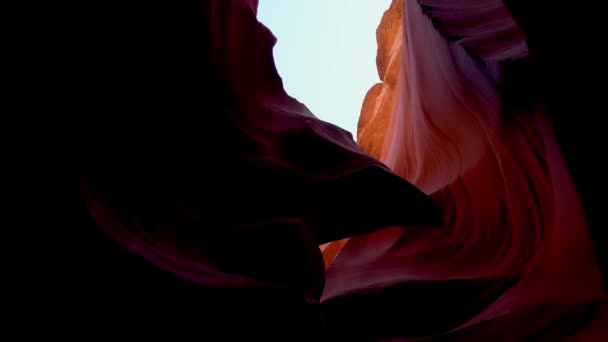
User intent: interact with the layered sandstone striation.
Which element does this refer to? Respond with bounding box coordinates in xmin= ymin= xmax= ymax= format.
xmin=357 ymin=0 xmax=402 ymax=158
xmin=324 ymin=0 xmax=606 ymax=340
xmin=321 ymin=0 xmax=404 ymax=268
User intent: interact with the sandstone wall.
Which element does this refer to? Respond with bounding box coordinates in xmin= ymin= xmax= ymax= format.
xmin=357 ymin=0 xmax=403 ymax=159
xmin=321 ymin=0 xmax=403 ymax=267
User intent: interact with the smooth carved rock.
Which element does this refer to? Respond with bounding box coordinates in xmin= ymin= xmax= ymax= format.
xmin=327 ymin=0 xmax=606 ymax=340
xmin=325 ymin=1 xmax=405 ymax=265
xmin=357 ymin=83 xmax=394 ymax=159
xmin=357 ymin=0 xmax=402 ymax=158
xmin=75 ymin=3 xmax=443 ymax=338
xmin=320 ymin=239 xmax=348 ymax=268
xmin=376 ymin=0 xmax=403 ymax=85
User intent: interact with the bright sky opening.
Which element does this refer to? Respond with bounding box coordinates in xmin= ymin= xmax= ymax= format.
xmin=257 ymin=0 xmax=391 ymax=137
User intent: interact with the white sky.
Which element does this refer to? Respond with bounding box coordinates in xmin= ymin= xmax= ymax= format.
xmin=257 ymin=0 xmax=391 ymax=136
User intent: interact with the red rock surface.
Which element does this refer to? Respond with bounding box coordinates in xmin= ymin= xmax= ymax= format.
xmin=70 ymin=0 xmax=441 ymax=339
xmin=356 ymin=0 xmax=403 ymax=159
xmin=322 ymin=0 xmax=607 ymax=340
xmin=51 ymin=0 xmax=607 ymax=340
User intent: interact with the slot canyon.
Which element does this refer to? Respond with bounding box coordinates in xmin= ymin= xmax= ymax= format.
xmin=39 ymin=0 xmax=608 ymax=340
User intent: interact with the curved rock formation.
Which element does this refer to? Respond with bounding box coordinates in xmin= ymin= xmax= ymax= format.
xmin=357 ymin=0 xmax=403 ymax=159
xmin=43 ymin=0 xmax=607 ymax=340
xmin=321 ymin=0 xmax=406 ymax=268
xmin=67 ymin=0 xmax=441 ymax=339
xmin=323 ymin=0 xmax=607 ymax=340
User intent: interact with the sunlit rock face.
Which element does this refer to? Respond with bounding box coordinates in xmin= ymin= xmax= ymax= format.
xmin=66 ymin=0 xmax=607 ymax=340
xmin=322 ymin=0 xmax=403 ymax=269
xmin=74 ymin=0 xmax=442 ymax=339
xmin=323 ymin=0 xmax=608 ymax=340
xmin=357 ymin=0 xmax=402 ymax=159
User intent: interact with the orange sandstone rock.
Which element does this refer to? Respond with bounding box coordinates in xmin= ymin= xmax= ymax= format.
xmin=357 ymin=0 xmax=402 ymax=157
xmin=323 ymin=0 xmax=403 ymax=267
xmin=375 ymin=0 xmax=403 ymax=86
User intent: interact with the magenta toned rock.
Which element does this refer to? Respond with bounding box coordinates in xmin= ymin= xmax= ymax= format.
xmin=323 ymin=0 xmax=607 ymax=340
xmin=48 ymin=0 xmax=607 ymax=340
xmin=70 ymin=0 xmax=441 ymax=339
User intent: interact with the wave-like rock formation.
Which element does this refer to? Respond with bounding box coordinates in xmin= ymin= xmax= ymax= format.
xmin=323 ymin=0 xmax=608 ymax=340
xmin=50 ymin=0 xmax=607 ymax=340
xmin=69 ymin=0 xmax=440 ymax=340
xmin=357 ymin=0 xmax=403 ymax=160
xmin=322 ymin=0 xmax=406 ymax=268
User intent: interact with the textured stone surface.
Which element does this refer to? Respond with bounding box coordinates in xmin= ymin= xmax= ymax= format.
xmin=324 ymin=0 xmax=606 ymax=340
xmin=375 ymin=0 xmax=403 ymax=85
xmin=71 ymin=1 xmax=444 ymax=338
xmin=322 ymin=0 xmax=403 ymax=268
xmin=356 ymin=0 xmax=402 ymax=157
xmin=357 ymin=83 xmax=394 ymax=159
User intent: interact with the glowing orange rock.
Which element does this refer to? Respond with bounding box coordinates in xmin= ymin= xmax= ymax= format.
xmin=323 ymin=0 xmax=607 ymax=340
xmin=357 ymin=0 xmax=402 ymax=159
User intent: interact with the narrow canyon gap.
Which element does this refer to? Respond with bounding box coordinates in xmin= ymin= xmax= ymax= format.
xmin=256 ymin=0 xmax=391 ymax=136
xmin=52 ymin=0 xmax=608 ymax=340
